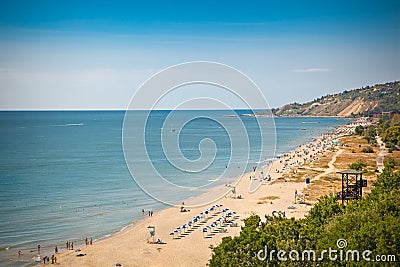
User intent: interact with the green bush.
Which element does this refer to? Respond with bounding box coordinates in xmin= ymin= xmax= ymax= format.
xmin=361 ymin=146 xmax=374 ymax=153
xmin=349 ymin=160 xmax=367 ymax=171
xmin=383 ymin=126 xmax=400 ymax=146
xmin=355 ymin=125 xmax=364 ymax=135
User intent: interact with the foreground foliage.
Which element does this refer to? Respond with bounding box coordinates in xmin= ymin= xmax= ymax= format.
xmin=209 ymin=161 xmax=400 ymax=266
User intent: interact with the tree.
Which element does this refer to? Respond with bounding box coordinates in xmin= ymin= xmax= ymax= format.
xmin=355 ymin=125 xmax=364 ymax=135
xmin=361 ymin=146 xmax=374 ymax=153
xmin=384 ymin=157 xmax=399 ymax=170
xmin=363 ymin=127 xmax=377 ymax=145
xmin=383 ymin=126 xmax=400 ymax=146
xmin=349 ymin=160 xmax=367 ymax=171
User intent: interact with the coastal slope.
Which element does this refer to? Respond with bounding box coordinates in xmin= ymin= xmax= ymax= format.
xmin=272 ymin=81 xmax=399 ymax=117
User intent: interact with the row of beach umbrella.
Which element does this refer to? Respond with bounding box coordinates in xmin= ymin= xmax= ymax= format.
xmin=169 ymin=204 xmax=228 ymax=237
xmin=201 ymin=211 xmax=237 ymax=236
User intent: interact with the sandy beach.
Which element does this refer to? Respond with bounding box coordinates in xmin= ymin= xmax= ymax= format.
xmin=45 ymin=119 xmax=371 ymax=267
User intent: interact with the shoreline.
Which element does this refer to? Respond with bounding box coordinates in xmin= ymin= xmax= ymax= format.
xmin=94 ymin=116 xmax=350 ymax=236
xmin=48 ymin=118 xmax=359 ymax=267
xmin=74 ymin=117 xmax=351 ymax=239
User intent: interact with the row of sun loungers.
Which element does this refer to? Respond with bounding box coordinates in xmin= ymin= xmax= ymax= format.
xmin=169 ymin=204 xmax=239 ymax=239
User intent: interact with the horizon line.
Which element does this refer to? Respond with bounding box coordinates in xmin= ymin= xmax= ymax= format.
xmin=0 ymin=108 xmax=271 ymax=112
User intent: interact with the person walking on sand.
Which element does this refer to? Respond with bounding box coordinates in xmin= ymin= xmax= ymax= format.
xmin=71 ymin=242 xmax=73 ymax=250
xmin=85 ymin=237 xmax=88 ymax=245
xmin=90 ymin=237 xmax=92 ymax=245
xmin=51 ymin=254 xmax=55 ymax=264
xmin=66 ymin=241 xmax=69 ymax=250
xmin=55 ymin=246 xmax=58 ymax=253
xmin=142 ymin=209 xmax=145 ymax=216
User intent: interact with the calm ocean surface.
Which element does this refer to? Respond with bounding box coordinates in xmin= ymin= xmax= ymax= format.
xmin=0 ymin=111 xmax=349 ymax=266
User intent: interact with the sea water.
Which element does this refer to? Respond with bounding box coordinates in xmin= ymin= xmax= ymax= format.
xmin=0 ymin=111 xmax=349 ymax=266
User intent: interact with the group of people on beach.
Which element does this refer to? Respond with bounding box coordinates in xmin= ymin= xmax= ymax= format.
xmin=41 ymin=254 xmax=57 ymax=264
xmin=84 ymin=237 xmax=93 ymax=246
xmin=267 ymin=118 xmax=372 ymax=178
xmin=28 ymin=244 xmax=59 ymax=265
xmin=66 ymin=241 xmax=74 ymax=250
xmin=142 ymin=209 xmax=154 ymax=217
xmin=65 ymin=237 xmax=92 ymax=250
xmin=271 ymin=134 xmax=336 ymax=175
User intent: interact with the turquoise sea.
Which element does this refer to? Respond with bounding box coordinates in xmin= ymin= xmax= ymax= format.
xmin=0 ymin=111 xmax=350 ymax=266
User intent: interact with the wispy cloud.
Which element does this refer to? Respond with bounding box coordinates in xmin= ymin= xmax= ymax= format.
xmin=291 ymin=68 xmax=332 ymax=73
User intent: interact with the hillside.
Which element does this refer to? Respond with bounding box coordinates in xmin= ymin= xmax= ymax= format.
xmin=272 ymin=81 xmax=400 ymax=117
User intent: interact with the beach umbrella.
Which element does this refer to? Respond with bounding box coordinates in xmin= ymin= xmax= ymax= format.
xmin=201 ymin=227 xmax=208 ymax=237
xmin=205 ymin=210 xmax=209 ymax=215
xmin=169 ymin=232 xmax=174 ymax=236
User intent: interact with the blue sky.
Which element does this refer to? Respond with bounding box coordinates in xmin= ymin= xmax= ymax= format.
xmin=0 ymin=0 xmax=399 ymax=110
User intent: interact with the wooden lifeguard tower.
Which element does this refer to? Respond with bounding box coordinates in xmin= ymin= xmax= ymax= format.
xmin=337 ymin=170 xmax=367 ymax=204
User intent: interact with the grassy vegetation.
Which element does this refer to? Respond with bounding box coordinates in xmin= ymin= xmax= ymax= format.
xmin=335 ymin=135 xmax=377 ymax=172
xmin=303 ymin=177 xmax=342 ymax=202
xmin=257 ymin=196 xmax=280 ymax=204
